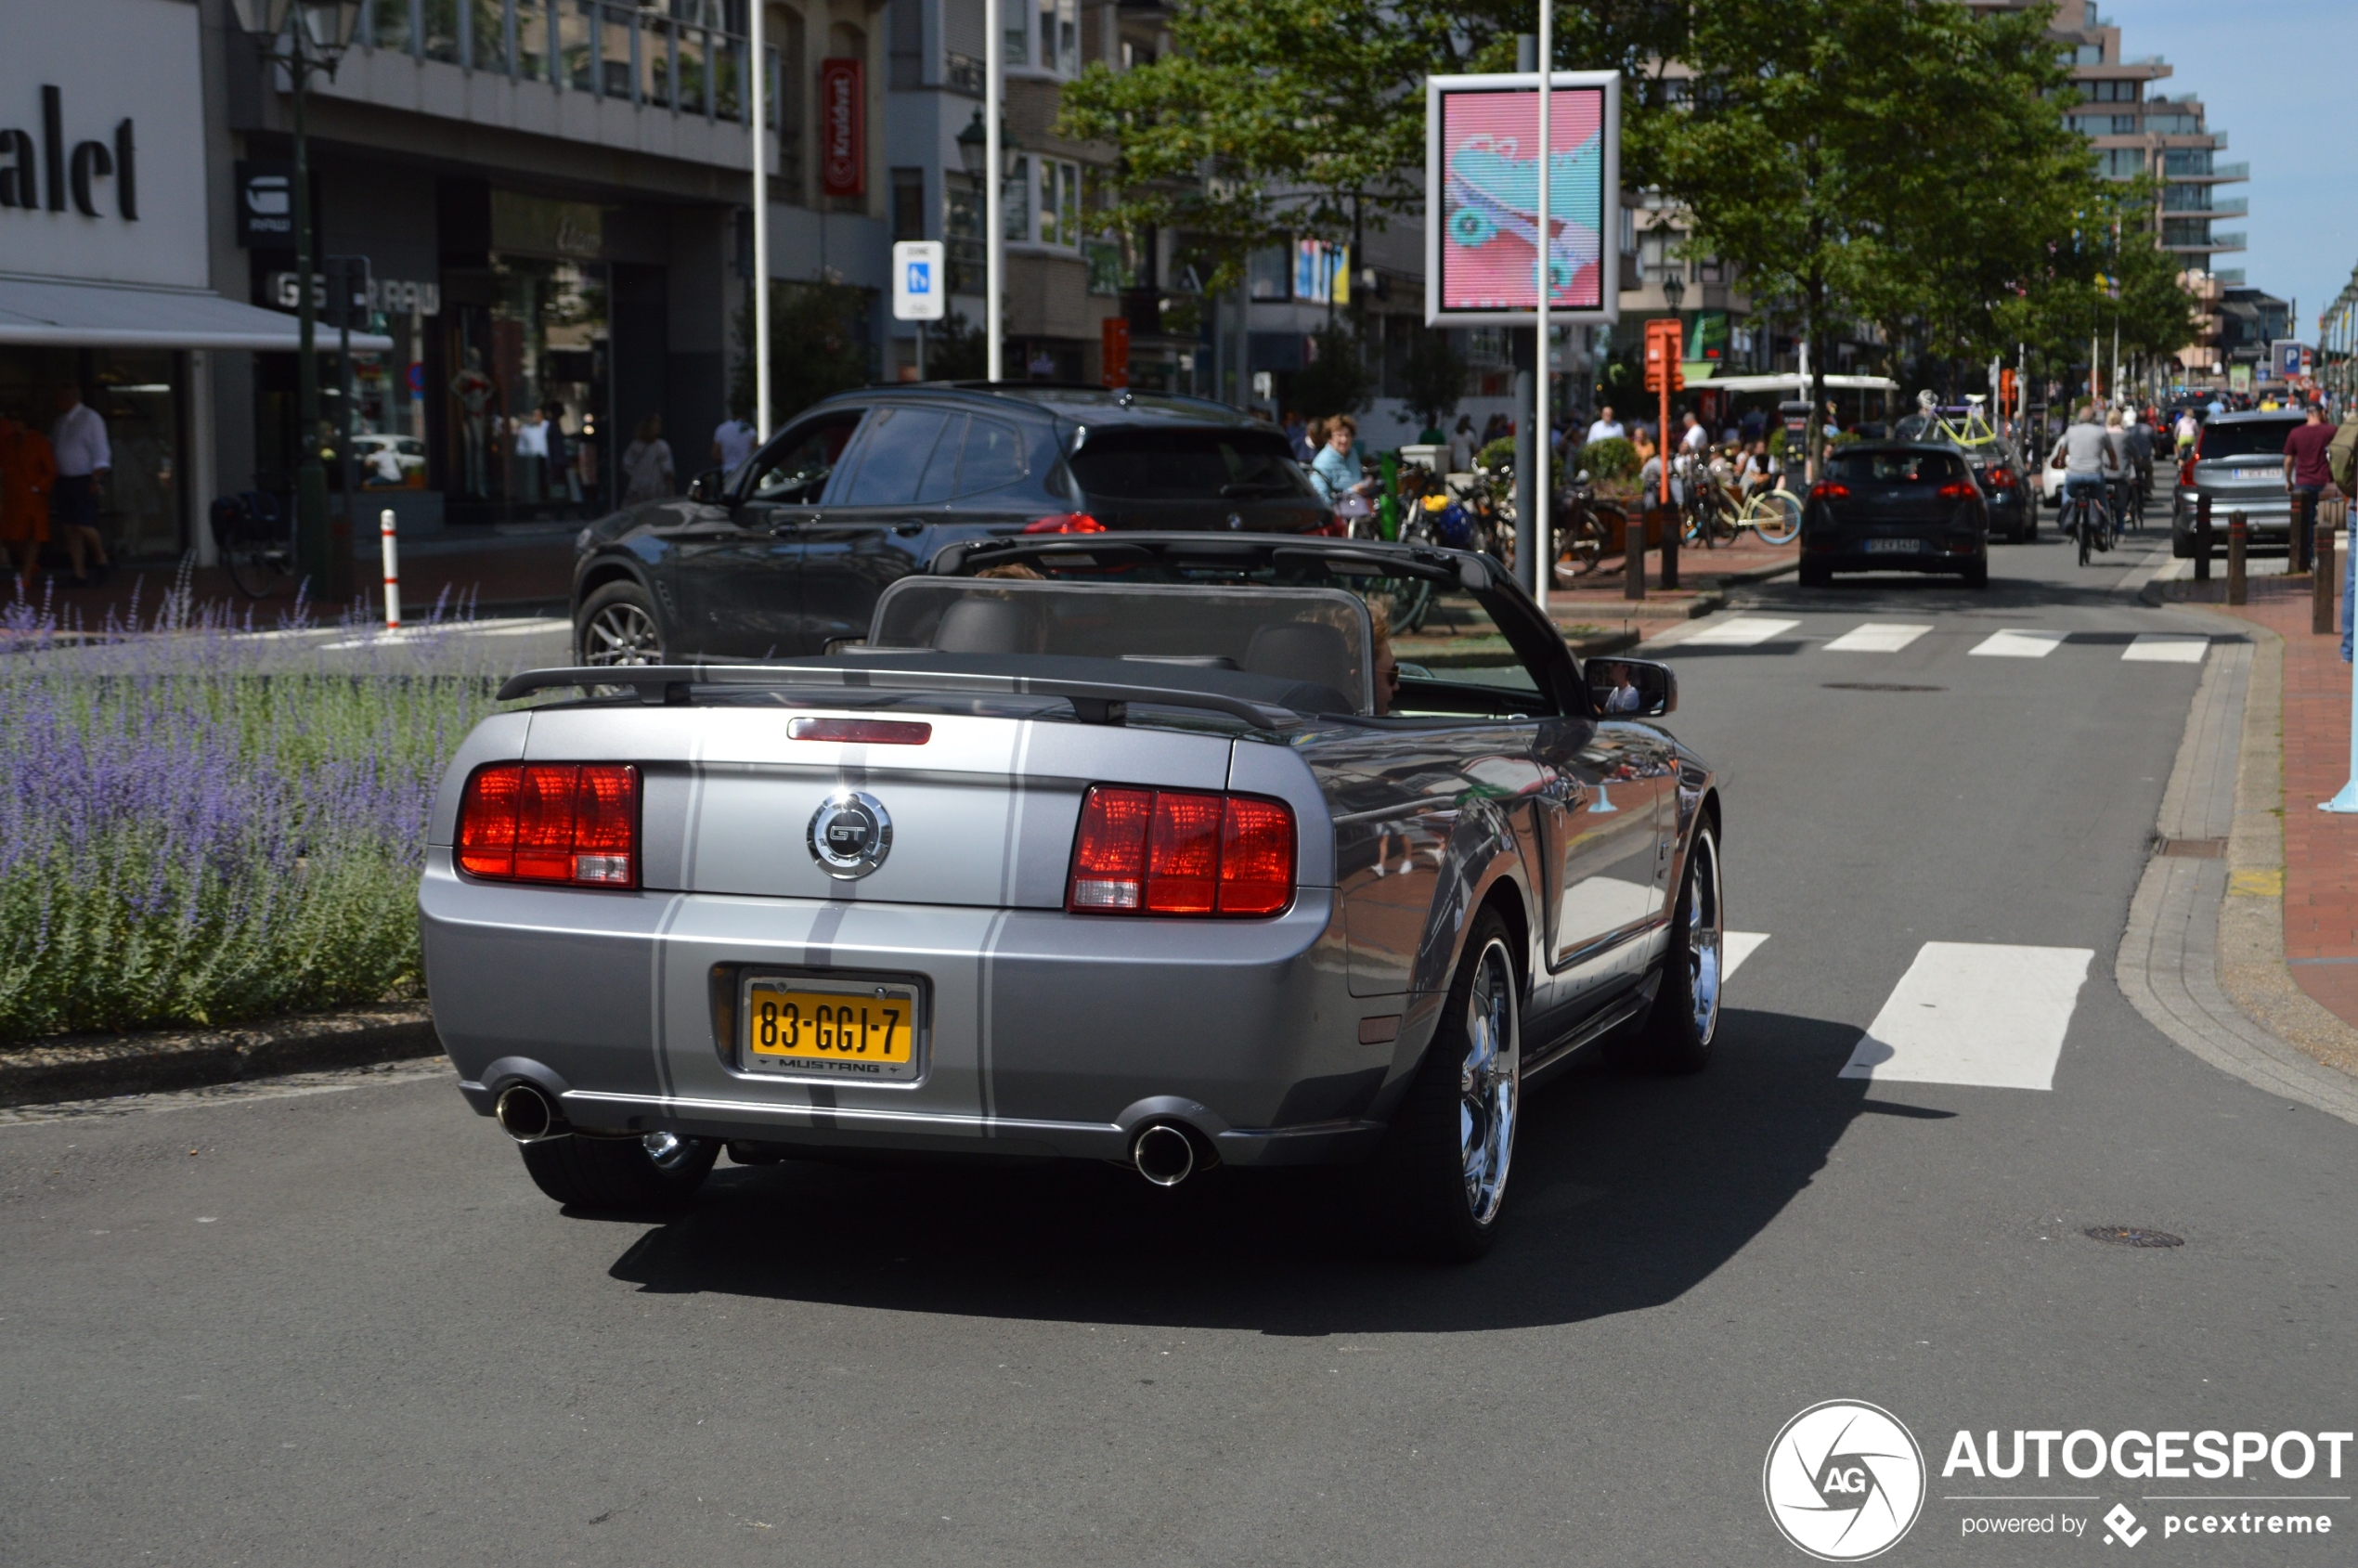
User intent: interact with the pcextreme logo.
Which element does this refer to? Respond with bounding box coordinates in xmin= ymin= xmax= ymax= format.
xmin=1764 ymin=1400 xmax=1927 ymax=1561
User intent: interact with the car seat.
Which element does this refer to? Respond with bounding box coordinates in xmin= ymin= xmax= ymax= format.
xmin=931 ymin=594 xmax=1042 ymax=654
xmin=1242 ymin=620 xmax=1361 ymax=710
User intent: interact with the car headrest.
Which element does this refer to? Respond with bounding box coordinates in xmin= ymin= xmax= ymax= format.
xmin=931 ymin=594 xmax=1041 ymax=654
xmin=1242 ymin=620 xmax=1358 ymax=709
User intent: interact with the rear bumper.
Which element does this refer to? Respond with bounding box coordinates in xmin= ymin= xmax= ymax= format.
xmin=1802 ymin=531 xmax=1986 ymax=572
xmin=421 ymin=853 xmax=1414 ymax=1168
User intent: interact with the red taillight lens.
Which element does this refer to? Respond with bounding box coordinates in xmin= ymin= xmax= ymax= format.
xmin=2180 ymin=458 xmax=2196 ymax=488
xmin=1810 ymin=482 xmax=1850 ymax=501
xmin=787 ymin=717 xmax=934 ymax=745
xmin=1937 ymin=481 xmax=1974 ymax=500
xmin=1217 ymin=797 xmax=1296 ymax=915
xmin=1069 ymin=785 xmax=1152 ymax=910
xmin=1023 ymin=512 xmax=1107 ymax=534
xmin=1067 ymin=785 xmax=1295 ymax=917
xmin=1987 ymin=466 xmax=2015 ymax=489
xmin=456 ymin=763 xmax=639 ymax=888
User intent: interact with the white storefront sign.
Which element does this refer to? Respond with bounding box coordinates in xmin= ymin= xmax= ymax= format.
xmin=0 ymin=0 xmax=207 ymax=290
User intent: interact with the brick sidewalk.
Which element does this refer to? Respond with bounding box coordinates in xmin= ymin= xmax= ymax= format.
xmin=2162 ymin=570 xmax=2358 ymax=1028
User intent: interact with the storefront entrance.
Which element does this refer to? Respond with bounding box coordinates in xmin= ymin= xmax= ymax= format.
xmin=441 ymin=256 xmax=614 ymax=525
xmin=0 ymin=346 xmax=185 ymax=564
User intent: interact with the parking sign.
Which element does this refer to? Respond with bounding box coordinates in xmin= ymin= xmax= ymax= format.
xmin=893 ymin=240 xmax=945 ymax=321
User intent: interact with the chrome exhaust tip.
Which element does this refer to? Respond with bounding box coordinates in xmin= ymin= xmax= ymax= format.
xmin=494 ymin=1082 xmax=567 ymax=1144
xmin=1132 ymin=1122 xmax=1196 ymax=1187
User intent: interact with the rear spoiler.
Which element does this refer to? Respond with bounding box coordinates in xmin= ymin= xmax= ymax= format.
xmin=495 ymin=664 xmax=1292 ymax=732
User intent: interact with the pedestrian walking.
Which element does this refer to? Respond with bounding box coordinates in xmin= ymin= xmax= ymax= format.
xmin=2284 ymin=403 xmax=2336 ymax=570
xmin=621 ymin=414 xmax=676 ymax=504
xmin=1448 ymin=416 xmax=1478 ymax=473
xmin=48 ymin=382 xmax=110 ymax=583
xmin=710 ymin=409 xmax=758 ymax=476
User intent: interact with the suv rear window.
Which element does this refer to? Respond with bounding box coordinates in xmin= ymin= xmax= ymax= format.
xmin=2196 ymin=419 xmax=2301 ymax=461
xmin=1071 ymin=430 xmax=1318 ymax=502
xmin=1825 ymin=450 xmax=1965 ymax=484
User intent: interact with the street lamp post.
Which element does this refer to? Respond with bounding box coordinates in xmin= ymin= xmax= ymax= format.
xmin=956 ymin=108 xmax=1016 ymax=379
xmin=229 ymin=0 xmax=359 ymax=602
xmin=984 ymin=0 xmax=1004 ymax=382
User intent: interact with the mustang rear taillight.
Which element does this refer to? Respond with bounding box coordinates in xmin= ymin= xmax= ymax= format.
xmin=1024 ymin=512 xmax=1107 ymax=534
xmin=459 ymin=763 xmax=639 ymax=888
xmin=1068 ymin=785 xmax=1295 ymax=917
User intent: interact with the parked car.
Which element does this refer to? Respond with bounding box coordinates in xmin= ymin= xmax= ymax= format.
xmin=423 ymin=533 xmax=1724 ymax=1260
xmin=571 ymin=385 xmax=1329 ymax=665
xmin=352 ymin=433 xmax=428 ymax=485
xmin=2170 ymin=408 xmax=2307 ymax=557
xmin=1798 ymin=443 xmax=1990 ymax=588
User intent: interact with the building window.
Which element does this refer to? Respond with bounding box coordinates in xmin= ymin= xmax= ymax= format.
xmin=1039 ymin=0 xmax=1078 ymax=76
xmin=946 ymin=186 xmax=982 ymax=290
xmin=2162 ymin=217 xmax=2212 ymax=247
xmin=1085 ymin=240 xmax=1127 ymax=295
xmin=1004 ymin=155 xmax=1032 ymax=241
xmin=2164 ymin=149 xmax=2213 ymax=176
xmin=1248 ymin=247 xmax=1291 ymax=301
xmin=1035 ymin=158 xmax=1081 ymax=247
xmin=1619 ymin=206 xmax=1636 ymax=257
xmin=1695 ymin=254 xmax=1723 ymax=284
xmin=891 ymin=167 xmax=926 ymax=241
xmin=2101 ymin=148 xmax=2144 ymax=178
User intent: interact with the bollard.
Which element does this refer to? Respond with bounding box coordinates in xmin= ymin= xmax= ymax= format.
xmin=1660 ymin=502 xmax=1680 ymax=591
xmin=381 ymin=508 xmax=401 ymax=631
xmin=2291 ymin=489 xmax=2313 ymax=577
xmin=2227 ymin=510 xmax=2247 ymax=606
xmin=1626 ymin=511 xmax=1648 ymax=601
xmin=2315 ymin=518 xmax=2338 ymax=635
xmin=2194 ymin=494 xmax=2212 ymax=582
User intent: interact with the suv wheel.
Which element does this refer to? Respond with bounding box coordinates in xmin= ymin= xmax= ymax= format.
xmin=577 ymin=580 xmax=666 ymax=667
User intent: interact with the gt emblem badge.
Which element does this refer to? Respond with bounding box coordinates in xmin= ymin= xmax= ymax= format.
xmin=808 ymin=790 xmax=893 ymax=879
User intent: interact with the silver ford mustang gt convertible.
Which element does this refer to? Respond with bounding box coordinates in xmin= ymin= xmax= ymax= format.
xmin=421 ymin=534 xmax=1723 ymax=1259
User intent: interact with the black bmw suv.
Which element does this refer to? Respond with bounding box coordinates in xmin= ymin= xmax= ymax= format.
xmin=571 ymin=383 xmax=1328 ymax=665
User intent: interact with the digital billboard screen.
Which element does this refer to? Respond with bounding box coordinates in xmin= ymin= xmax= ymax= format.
xmin=1425 ymin=72 xmax=1620 ymax=326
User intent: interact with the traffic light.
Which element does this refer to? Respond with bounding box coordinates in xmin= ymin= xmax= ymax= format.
xmin=1643 ymin=318 xmax=1684 ymax=394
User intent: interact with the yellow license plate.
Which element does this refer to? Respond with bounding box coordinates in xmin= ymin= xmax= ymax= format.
xmin=741 ymin=980 xmax=921 ymax=1080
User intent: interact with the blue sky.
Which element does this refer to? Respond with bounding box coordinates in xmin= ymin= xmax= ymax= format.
xmin=2114 ymin=0 xmax=2357 ymax=332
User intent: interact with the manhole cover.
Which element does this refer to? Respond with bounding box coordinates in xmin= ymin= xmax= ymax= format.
xmin=1821 ymin=682 xmax=1947 ymax=693
xmin=2157 ymin=837 xmax=2226 ymax=859
xmin=2084 ymin=1225 xmax=2183 ymax=1249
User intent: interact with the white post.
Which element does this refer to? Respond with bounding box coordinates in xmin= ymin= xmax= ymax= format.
xmin=188 ymin=349 xmax=218 ymax=569
xmin=1532 ymin=3 xmax=1550 ymax=615
xmin=985 ymin=0 xmax=1004 ymax=382
xmin=380 ymin=507 xmax=401 ymax=631
xmin=749 ymin=0 xmax=772 ymax=440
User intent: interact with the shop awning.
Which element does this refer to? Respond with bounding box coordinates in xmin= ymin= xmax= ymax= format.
xmin=1678 ymin=370 xmax=1899 ymax=393
xmin=0 ymin=276 xmax=395 ymax=353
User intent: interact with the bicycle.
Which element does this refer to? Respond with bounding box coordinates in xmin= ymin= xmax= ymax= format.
xmin=2059 ymin=480 xmax=2115 ymax=566
xmin=1679 ymin=455 xmax=1802 ymax=548
xmin=208 ymin=489 xmax=295 ymax=599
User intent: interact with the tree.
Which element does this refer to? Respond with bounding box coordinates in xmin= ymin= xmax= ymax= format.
xmin=1056 ymin=0 xmax=1683 ymax=284
xmin=1647 ymin=0 xmax=2087 ymax=471
xmin=732 ymin=280 xmax=875 ymax=424
xmin=1293 ymin=322 xmax=1376 ymax=419
xmin=1399 ymin=326 xmax=1470 ymax=433
xmin=1992 ymin=183 xmax=2198 ymax=401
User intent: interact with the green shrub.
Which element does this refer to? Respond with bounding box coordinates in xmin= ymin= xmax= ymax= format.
xmin=1574 ymin=436 xmax=1639 ymax=480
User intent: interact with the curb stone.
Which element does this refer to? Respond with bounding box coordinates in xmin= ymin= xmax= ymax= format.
xmin=2115 ymin=615 xmax=2358 ymax=1125
xmin=0 ymin=1004 xmax=441 ymax=1109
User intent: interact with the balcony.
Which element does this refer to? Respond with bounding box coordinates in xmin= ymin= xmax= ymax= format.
xmin=2210 ymin=231 xmax=2247 ymax=252
xmin=2165 ymin=196 xmax=2248 ymax=218
xmin=2211 ymin=269 xmax=2245 ymax=287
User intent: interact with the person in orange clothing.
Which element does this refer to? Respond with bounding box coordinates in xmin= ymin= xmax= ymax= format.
xmin=0 ymin=407 xmax=57 ymax=588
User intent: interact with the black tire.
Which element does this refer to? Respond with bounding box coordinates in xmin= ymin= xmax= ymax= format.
xmin=1374 ymin=910 xmax=1521 ymax=1263
xmin=222 ymin=519 xmax=290 ymax=600
xmin=1613 ymin=822 xmax=1723 ymax=1075
xmin=519 ymin=1131 xmax=719 ymax=1214
xmin=1798 ymin=559 xmax=1831 ymax=589
xmin=575 ymin=579 xmax=667 ymax=666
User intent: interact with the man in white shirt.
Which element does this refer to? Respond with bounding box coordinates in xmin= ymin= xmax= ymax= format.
xmin=1678 ymin=409 xmax=1709 ymax=456
xmin=49 ymin=382 xmax=110 ymax=582
xmin=1585 ymin=406 xmax=1625 ymax=445
xmin=711 ymin=412 xmax=758 ymax=477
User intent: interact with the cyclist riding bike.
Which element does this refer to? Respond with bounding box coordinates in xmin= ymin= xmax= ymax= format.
xmin=2049 ymin=403 xmax=2119 ymax=560
xmin=2103 ymin=408 xmax=2138 ymax=530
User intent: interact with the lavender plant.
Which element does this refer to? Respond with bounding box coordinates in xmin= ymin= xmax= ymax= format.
xmin=0 ymin=578 xmax=505 ymax=1043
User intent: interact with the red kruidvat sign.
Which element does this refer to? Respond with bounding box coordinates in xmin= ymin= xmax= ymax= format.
xmin=820 ymin=58 xmax=863 ymax=197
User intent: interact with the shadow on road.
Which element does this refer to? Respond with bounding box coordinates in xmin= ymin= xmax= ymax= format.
xmin=602 ymin=1008 xmax=1940 ymax=1333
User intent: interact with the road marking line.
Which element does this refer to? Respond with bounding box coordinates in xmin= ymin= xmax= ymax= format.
xmin=1723 ymin=931 xmax=1770 ymax=978
xmin=1968 ymin=628 xmax=2068 ymax=658
xmin=1824 ymin=623 xmax=1932 ymax=654
xmin=1681 ymin=616 xmax=1801 ymax=647
xmin=1838 ymin=942 xmax=2092 ymax=1091
xmin=2122 ymin=633 xmax=2209 ymax=663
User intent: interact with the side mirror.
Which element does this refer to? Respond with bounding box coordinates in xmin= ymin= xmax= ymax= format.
xmin=687 ymin=467 xmax=725 ymax=504
xmin=1587 ymin=656 xmax=1678 ymax=718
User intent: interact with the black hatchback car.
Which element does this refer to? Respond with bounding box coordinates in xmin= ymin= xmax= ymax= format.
xmin=570 ymin=384 xmax=1329 ymax=664
xmin=1797 ymin=443 xmax=1989 ymax=589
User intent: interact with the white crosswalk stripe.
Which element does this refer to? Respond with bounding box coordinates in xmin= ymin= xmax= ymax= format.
xmin=1838 ymin=942 xmax=2093 ymax=1091
xmin=1967 ymin=628 xmax=2069 ymax=658
xmin=1683 ymin=616 xmax=1802 ymax=647
xmin=1824 ymin=623 xmax=1933 ymax=654
xmin=2122 ymin=633 xmax=2209 ymax=663
xmin=1723 ymin=931 xmax=1770 ymax=979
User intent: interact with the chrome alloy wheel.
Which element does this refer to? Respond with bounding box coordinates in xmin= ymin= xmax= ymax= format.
xmin=1457 ymin=937 xmax=1520 ymax=1227
xmin=1685 ymin=829 xmax=1724 ymax=1046
xmin=582 ymin=602 xmax=662 ymax=666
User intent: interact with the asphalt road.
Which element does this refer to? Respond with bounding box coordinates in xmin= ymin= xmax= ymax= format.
xmin=5 ymin=531 xmax=2354 ymax=1567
